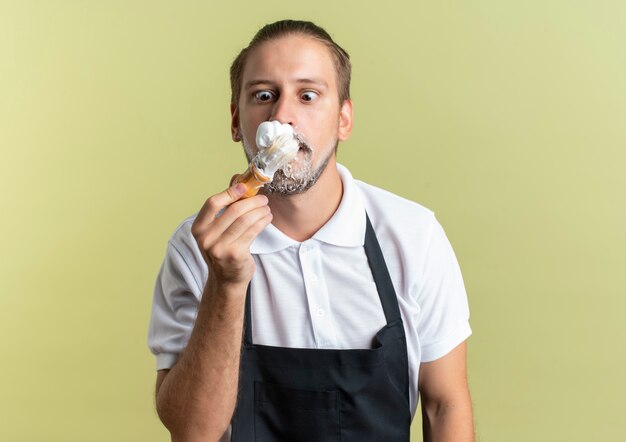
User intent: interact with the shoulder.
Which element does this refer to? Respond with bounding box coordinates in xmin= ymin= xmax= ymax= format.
xmin=162 ymin=213 xmax=207 ymax=293
xmin=354 ymin=179 xmax=438 ymax=244
xmin=167 ymin=213 xmax=199 ymax=256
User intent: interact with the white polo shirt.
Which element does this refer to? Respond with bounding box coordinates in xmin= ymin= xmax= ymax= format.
xmin=148 ymin=163 xmax=471 ymax=420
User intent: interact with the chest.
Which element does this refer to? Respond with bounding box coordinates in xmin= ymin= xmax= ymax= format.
xmin=250 ymin=243 xmax=388 ymax=349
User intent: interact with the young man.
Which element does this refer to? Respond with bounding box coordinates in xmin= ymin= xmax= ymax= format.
xmin=148 ymin=20 xmax=473 ymax=441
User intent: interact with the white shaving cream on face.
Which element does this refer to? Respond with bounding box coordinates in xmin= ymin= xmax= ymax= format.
xmin=252 ymin=122 xmax=300 ymax=179
xmin=256 ymin=121 xmax=294 ymax=149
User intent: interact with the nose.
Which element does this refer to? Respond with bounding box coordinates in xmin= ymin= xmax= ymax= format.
xmin=269 ymin=95 xmax=296 ymax=127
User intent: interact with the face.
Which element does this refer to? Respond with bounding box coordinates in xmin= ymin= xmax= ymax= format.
xmin=231 ymin=35 xmax=353 ymax=195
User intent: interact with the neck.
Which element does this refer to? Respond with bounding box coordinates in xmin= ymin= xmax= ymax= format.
xmin=265 ymin=159 xmax=343 ymax=242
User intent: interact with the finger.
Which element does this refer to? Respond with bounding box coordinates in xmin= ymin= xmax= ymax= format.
xmin=234 ymin=211 xmax=273 ymax=249
xmin=206 ymin=194 xmax=269 ymax=235
xmin=220 ymin=205 xmax=272 ymax=245
xmin=195 ymin=194 xmax=269 ymax=250
xmin=229 ymin=174 xmax=240 ymax=186
xmin=213 ymin=194 xmax=269 ymax=230
xmin=211 ymin=210 xmax=273 ymax=259
xmin=192 ymin=183 xmax=248 ymax=233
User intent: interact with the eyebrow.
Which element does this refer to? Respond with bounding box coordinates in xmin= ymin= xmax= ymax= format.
xmin=244 ymin=78 xmax=329 ymax=89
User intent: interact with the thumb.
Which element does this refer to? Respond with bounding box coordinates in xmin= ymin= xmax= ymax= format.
xmin=225 ymin=182 xmax=247 ymax=202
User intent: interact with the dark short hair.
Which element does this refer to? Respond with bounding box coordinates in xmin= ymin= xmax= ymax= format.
xmin=230 ymin=20 xmax=351 ymax=106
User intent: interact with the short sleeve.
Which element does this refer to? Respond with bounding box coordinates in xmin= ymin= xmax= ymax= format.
xmin=416 ymin=217 xmax=471 ymax=362
xmin=147 ymin=241 xmax=203 ymax=370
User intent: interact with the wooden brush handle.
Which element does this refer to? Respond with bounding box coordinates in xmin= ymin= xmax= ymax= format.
xmin=233 ymin=163 xmax=271 ymax=198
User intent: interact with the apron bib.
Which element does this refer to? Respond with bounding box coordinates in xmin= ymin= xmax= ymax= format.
xmin=231 ymin=215 xmax=411 ymax=441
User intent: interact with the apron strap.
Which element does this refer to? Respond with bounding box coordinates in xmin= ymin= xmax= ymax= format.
xmin=244 ymin=283 xmax=253 ymax=345
xmin=363 ymin=214 xmax=402 ymax=324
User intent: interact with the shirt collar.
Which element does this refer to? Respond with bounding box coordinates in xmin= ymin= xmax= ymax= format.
xmin=251 ymin=163 xmax=366 ymax=254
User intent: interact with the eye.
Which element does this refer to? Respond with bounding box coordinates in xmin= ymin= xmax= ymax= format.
xmin=254 ymin=90 xmax=276 ymax=102
xmin=301 ymin=91 xmax=319 ymax=102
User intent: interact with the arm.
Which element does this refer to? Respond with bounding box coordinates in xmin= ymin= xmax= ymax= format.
xmin=154 ymin=183 xmax=272 ymax=442
xmin=418 ymin=341 xmax=474 ymax=442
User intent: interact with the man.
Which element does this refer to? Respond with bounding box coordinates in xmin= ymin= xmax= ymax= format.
xmin=148 ymin=20 xmax=473 ymax=441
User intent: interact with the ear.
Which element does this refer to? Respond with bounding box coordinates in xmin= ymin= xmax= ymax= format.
xmin=230 ymin=103 xmax=241 ymax=142
xmin=337 ymin=99 xmax=353 ymax=141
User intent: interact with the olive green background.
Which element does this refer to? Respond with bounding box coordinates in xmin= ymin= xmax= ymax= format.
xmin=1 ymin=1 xmax=624 ymax=441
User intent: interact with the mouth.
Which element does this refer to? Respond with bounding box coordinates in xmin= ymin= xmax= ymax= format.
xmin=297 ymin=141 xmax=312 ymax=155
xmin=294 ymin=133 xmax=312 ymax=153
xmin=282 ymin=142 xmax=310 ymax=170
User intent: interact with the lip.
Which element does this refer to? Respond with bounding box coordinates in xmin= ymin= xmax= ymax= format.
xmin=296 ymin=136 xmax=312 ymax=153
